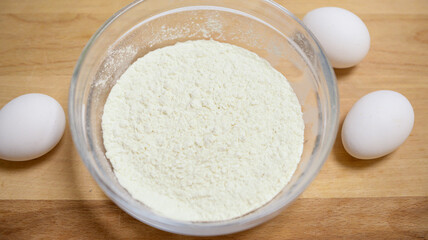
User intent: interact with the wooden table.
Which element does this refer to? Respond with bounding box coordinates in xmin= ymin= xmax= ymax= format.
xmin=0 ymin=0 xmax=427 ymax=239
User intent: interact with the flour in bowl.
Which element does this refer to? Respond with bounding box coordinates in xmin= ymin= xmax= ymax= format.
xmin=102 ymin=40 xmax=304 ymax=221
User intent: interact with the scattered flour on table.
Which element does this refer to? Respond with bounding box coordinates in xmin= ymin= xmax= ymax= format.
xmin=102 ymin=40 xmax=304 ymax=222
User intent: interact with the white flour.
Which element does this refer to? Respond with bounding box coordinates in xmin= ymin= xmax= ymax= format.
xmin=102 ymin=40 xmax=304 ymax=222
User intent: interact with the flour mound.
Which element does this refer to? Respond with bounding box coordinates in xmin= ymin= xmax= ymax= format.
xmin=102 ymin=40 xmax=304 ymax=221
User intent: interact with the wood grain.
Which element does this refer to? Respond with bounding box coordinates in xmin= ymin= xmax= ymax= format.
xmin=0 ymin=0 xmax=427 ymax=238
xmin=0 ymin=198 xmax=427 ymax=239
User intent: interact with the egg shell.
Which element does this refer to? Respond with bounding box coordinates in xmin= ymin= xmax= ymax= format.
xmin=303 ymin=7 xmax=370 ymax=68
xmin=341 ymin=90 xmax=414 ymax=159
xmin=0 ymin=93 xmax=66 ymax=161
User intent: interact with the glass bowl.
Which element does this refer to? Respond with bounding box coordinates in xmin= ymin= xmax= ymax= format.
xmin=69 ymin=0 xmax=339 ymax=236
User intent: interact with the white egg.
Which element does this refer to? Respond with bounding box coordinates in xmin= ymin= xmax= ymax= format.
xmin=0 ymin=94 xmax=66 ymax=161
xmin=303 ymin=7 xmax=370 ymax=68
xmin=342 ymin=90 xmax=414 ymax=159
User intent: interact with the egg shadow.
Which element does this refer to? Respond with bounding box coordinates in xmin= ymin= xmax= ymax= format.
xmin=334 ymin=66 xmax=358 ymax=81
xmin=0 ymin=136 xmax=64 ymax=170
xmin=332 ymin=120 xmax=389 ymax=169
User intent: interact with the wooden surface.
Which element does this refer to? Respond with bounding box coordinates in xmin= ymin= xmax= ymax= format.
xmin=0 ymin=0 xmax=427 ymax=239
